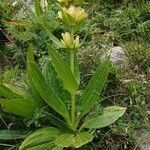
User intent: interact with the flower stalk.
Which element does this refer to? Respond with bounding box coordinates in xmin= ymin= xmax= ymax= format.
xmin=58 ymin=0 xmax=88 ymax=130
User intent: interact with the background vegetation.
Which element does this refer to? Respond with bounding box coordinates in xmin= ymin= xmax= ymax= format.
xmin=0 ymin=0 xmax=149 ymax=149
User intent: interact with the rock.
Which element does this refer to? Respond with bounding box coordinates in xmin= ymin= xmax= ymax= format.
xmin=109 ymin=46 xmax=128 ymax=68
xmin=101 ymin=46 xmax=128 ymax=69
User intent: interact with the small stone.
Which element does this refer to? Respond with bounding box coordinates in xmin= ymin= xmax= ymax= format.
xmin=110 ymin=46 xmax=128 ymax=68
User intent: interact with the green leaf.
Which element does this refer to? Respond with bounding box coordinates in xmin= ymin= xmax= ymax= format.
xmin=66 ymin=50 xmax=80 ymax=85
xmin=82 ymin=106 xmax=126 ymax=129
xmin=48 ymin=46 xmax=78 ymax=94
xmin=34 ymin=0 xmax=43 ymax=16
xmin=42 ymin=59 xmax=71 ymax=105
xmin=80 ymin=60 xmax=110 ymax=118
xmin=0 ymin=98 xmax=36 ymax=117
xmin=0 ymin=130 xmax=27 ymax=140
xmin=3 ymin=83 xmax=27 ymax=98
xmin=28 ymin=61 xmax=70 ymax=123
xmin=55 ymin=132 xmax=93 ymax=148
xmin=0 ymin=84 xmax=20 ymax=99
xmin=42 ymin=59 xmax=56 ymax=88
xmin=27 ymin=44 xmax=44 ymax=107
xmin=27 ymin=44 xmax=34 ymax=62
xmin=19 ymin=127 xmax=62 ymax=150
xmin=74 ymin=52 xmax=80 ymax=85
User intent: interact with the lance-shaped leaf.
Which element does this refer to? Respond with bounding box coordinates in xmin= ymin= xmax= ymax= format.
xmin=0 ymin=84 xmax=21 ymax=99
xmin=19 ymin=127 xmax=63 ymax=150
xmin=42 ymin=59 xmax=71 ymax=104
xmin=79 ymin=60 xmax=110 ymax=117
xmin=27 ymin=45 xmax=44 ymax=107
xmin=28 ymin=61 xmax=70 ymax=123
xmin=34 ymin=0 xmax=43 ymax=16
xmin=0 ymin=98 xmax=36 ymax=117
xmin=74 ymin=52 xmax=80 ymax=85
xmin=3 ymin=83 xmax=27 ymax=98
xmin=82 ymin=106 xmax=126 ymax=129
xmin=48 ymin=46 xmax=78 ymax=94
xmin=65 ymin=50 xmax=80 ymax=85
xmin=55 ymin=132 xmax=93 ymax=148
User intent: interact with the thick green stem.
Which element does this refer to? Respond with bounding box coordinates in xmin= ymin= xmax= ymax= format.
xmin=70 ymin=50 xmax=76 ymax=129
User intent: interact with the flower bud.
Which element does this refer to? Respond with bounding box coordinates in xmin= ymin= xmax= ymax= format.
xmin=60 ymin=32 xmax=80 ymax=49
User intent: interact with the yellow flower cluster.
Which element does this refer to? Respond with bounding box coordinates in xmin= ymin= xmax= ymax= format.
xmin=58 ymin=6 xmax=87 ymax=26
xmin=60 ymin=32 xmax=80 ymax=49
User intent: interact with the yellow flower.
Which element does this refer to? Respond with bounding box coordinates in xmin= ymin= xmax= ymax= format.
xmin=60 ymin=32 xmax=80 ymax=49
xmin=58 ymin=6 xmax=87 ymax=26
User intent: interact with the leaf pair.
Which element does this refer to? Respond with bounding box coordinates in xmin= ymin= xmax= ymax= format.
xmin=19 ymin=106 xmax=126 ymax=149
xmin=27 ymin=44 xmax=114 ymax=126
xmin=0 ymin=46 xmax=44 ymax=117
xmin=55 ymin=132 xmax=93 ymax=148
xmin=19 ymin=127 xmax=93 ymax=150
xmin=27 ymin=45 xmax=72 ymax=126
